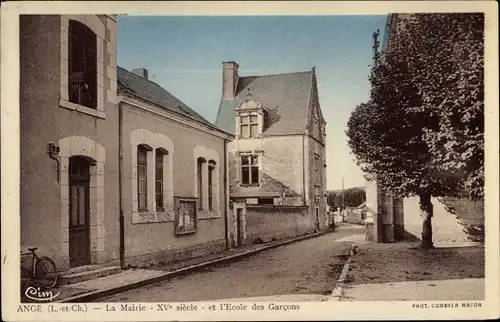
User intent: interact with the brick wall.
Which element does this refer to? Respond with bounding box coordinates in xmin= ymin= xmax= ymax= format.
xmin=245 ymin=205 xmax=314 ymax=243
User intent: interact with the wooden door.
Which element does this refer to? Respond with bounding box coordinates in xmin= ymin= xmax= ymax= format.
xmin=69 ymin=156 xmax=91 ymax=267
xmin=315 ymin=207 xmax=320 ymax=231
xmin=236 ymin=208 xmax=243 ymax=247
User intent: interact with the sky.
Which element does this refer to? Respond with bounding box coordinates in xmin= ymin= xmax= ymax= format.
xmin=117 ymin=15 xmax=388 ymax=190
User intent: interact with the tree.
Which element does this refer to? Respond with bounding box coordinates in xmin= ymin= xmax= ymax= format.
xmin=402 ymin=13 xmax=485 ymax=201
xmin=326 ymin=190 xmax=342 ymax=210
xmin=326 ymin=188 xmax=366 ymax=210
xmin=346 ymin=13 xmax=484 ymax=248
xmin=343 ymin=188 xmax=366 ymax=207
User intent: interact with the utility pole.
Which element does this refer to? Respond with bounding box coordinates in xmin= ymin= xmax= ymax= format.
xmin=372 ymin=29 xmax=380 ymax=69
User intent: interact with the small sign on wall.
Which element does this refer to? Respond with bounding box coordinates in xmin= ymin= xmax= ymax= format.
xmin=174 ymin=198 xmax=197 ymax=235
xmin=246 ymin=198 xmax=258 ymax=205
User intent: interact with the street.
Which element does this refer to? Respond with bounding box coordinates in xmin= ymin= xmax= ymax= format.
xmin=98 ymin=225 xmax=364 ymax=302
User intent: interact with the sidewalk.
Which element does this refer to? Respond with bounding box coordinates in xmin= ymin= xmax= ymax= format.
xmin=338 ymin=240 xmax=485 ymax=301
xmin=49 ymin=230 xmax=332 ymax=303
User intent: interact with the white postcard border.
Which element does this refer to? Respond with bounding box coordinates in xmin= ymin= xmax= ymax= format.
xmin=1 ymin=1 xmax=499 ymax=321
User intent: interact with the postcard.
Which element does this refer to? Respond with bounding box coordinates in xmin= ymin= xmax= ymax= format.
xmin=1 ymin=1 xmax=498 ymax=321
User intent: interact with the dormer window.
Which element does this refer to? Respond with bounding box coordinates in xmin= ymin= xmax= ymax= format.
xmin=236 ymin=98 xmax=266 ymax=139
xmin=240 ymin=114 xmax=259 ymax=138
xmin=68 ymin=20 xmax=97 ymax=109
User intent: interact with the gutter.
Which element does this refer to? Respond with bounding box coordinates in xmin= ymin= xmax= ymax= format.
xmin=118 ymin=100 xmax=125 ymax=269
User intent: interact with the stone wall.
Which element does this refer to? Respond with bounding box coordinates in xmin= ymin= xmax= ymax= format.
xmin=403 ymin=197 xmax=471 ymax=243
xmin=124 ymin=239 xmax=226 ymax=268
xmin=245 ymin=205 xmax=314 ymax=243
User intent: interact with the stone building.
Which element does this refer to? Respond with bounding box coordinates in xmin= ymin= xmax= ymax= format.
xmin=20 ymin=15 xmax=234 ymax=278
xmin=117 ymin=67 xmax=234 ymax=266
xmin=215 ymin=62 xmax=328 ymax=245
xmin=20 ymin=14 xmax=120 ymax=270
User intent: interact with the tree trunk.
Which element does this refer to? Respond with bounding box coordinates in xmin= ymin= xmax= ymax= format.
xmin=419 ymin=193 xmax=434 ymax=249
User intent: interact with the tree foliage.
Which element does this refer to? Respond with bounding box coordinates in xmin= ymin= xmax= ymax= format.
xmin=347 ymin=12 xmax=484 ymax=200
xmin=346 ymin=13 xmax=484 ymax=247
xmin=403 ymin=14 xmax=485 ymax=200
xmin=326 ymin=188 xmax=366 ymax=210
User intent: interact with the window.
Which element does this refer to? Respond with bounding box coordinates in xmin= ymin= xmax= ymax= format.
xmin=208 ymin=161 xmax=215 ymax=211
xmin=197 ymin=157 xmax=206 ymax=210
xmin=155 ymin=149 xmax=166 ymax=211
xmin=240 ymin=114 xmax=259 ymax=138
xmin=68 ymin=20 xmax=97 ymax=109
xmin=137 ymin=145 xmax=149 ymax=211
xmin=241 ymin=155 xmax=259 ymax=185
xmin=258 ymin=198 xmax=274 ymax=205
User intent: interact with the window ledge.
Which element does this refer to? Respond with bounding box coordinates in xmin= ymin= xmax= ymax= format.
xmin=198 ymin=216 xmax=221 ymax=220
xmin=174 ymin=229 xmax=197 ymax=236
xmin=237 ymin=136 xmax=262 ymax=140
xmin=59 ymin=99 xmax=106 ymax=119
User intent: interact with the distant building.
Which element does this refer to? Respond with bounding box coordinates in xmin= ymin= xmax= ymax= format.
xmin=216 ymin=62 xmax=328 ymax=245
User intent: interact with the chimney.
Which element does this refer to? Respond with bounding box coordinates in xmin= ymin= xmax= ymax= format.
xmin=222 ymin=61 xmax=239 ymax=99
xmin=131 ymin=68 xmax=149 ymax=80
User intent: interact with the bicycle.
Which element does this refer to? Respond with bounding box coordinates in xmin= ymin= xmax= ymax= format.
xmin=20 ymin=247 xmax=59 ymax=292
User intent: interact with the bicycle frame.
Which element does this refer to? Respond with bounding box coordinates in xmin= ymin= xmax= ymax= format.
xmin=20 ymin=250 xmax=42 ymax=277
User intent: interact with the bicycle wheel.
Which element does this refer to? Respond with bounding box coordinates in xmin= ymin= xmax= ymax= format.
xmin=20 ymin=266 xmax=30 ymax=293
xmin=36 ymin=257 xmax=58 ymax=289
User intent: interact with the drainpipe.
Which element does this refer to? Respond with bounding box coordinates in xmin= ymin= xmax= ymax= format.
xmin=118 ymin=100 xmax=125 ymax=269
xmin=223 ymin=139 xmax=230 ymax=250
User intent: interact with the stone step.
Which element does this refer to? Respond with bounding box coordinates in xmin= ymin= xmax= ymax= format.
xmin=59 ymin=266 xmax=122 ymax=285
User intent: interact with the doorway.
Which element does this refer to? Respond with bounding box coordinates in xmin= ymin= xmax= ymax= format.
xmin=68 ymin=156 xmax=91 ymax=267
xmin=315 ymin=207 xmax=320 ymax=231
xmin=236 ymin=208 xmax=243 ymax=247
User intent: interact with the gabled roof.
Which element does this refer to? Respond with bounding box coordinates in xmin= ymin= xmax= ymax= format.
xmin=216 ymin=71 xmax=314 ymax=135
xmin=117 ymin=67 xmax=221 ymax=131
